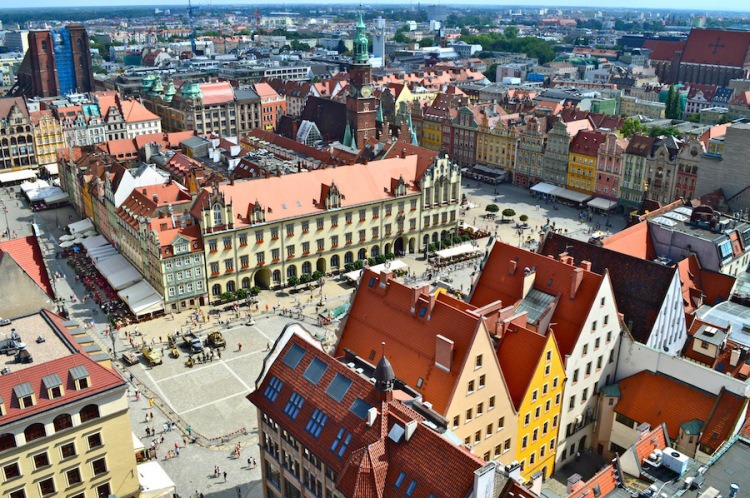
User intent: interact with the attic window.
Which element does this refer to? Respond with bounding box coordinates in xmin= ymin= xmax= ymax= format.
xmin=13 ymin=383 xmax=34 ymax=408
xmin=0 ymin=395 xmax=4 ymax=416
xmin=42 ymin=374 xmax=64 ymax=399
xmin=69 ymin=366 xmax=90 ymax=390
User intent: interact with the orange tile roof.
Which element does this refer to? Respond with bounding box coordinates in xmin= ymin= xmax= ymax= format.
xmin=615 ymin=371 xmax=716 ymax=441
xmin=699 ymin=389 xmax=747 ymax=452
xmin=335 ymin=270 xmax=485 ymax=415
xmin=149 ymin=220 xmax=203 ymax=257
xmin=253 ymin=82 xmax=281 ymax=101
xmin=469 ymin=242 xmax=604 ymax=357
xmin=382 ymin=141 xmax=439 ymax=181
xmin=633 ymin=425 xmax=669 ymax=465
xmin=497 ymin=325 xmax=551 ymax=409
xmin=0 ymin=236 xmax=54 ymax=297
xmin=565 ymin=463 xmax=620 ymax=498
xmin=120 ymin=99 xmax=159 ymax=123
xmin=191 ymin=156 xmax=423 ymax=227
xmin=106 ymin=138 xmax=138 ymax=158
xmin=602 ymin=222 xmax=656 ymax=260
xmin=199 ymin=81 xmax=235 ymax=105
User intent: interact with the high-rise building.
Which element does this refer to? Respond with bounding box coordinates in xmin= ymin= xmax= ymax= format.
xmin=4 ymin=30 xmax=29 ymax=54
xmin=10 ymin=24 xmax=94 ymax=98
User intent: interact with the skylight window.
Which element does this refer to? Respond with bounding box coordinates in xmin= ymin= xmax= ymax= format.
xmin=406 ymin=480 xmax=418 ymax=496
xmin=368 ymin=277 xmax=376 ymax=287
xmin=395 ymin=472 xmax=406 ymax=488
xmin=264 ymin=376 xmax=283 ymax=402
xmin=350 ymin=398 xmax=372 ymax=419
xmin=326 ymin=374 xmax=353 ymax=402
xmin=284 ymin=392 xmax=304 ymax=420
xmin=330 ymin=428 xmax=353 ymax=457
xmin=419 ymin=306 xmax=427 ymax=317
xmin=282 ymin=343 xmax=305 ymax=369
xmin=303 ymin=358 xmax=328 ymax=385
xmin=305 ymin=409 xmax=328 ymax=438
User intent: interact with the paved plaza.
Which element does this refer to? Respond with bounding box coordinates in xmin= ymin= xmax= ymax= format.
xmin=8 ymin=177 xmax=630 ymax=497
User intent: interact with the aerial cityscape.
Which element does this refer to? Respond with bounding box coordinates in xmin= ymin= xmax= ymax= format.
xmin=0 ymin=2 xmax=750 ymax=498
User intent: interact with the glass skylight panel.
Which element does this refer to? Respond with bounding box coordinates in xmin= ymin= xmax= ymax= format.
xmin=350 ymin=398 xmax=372 ymax=419
xmin=284 ymin=392 xmax=304 ymax=420
xmin=264 ymin=375 xmax=283 ymax=402
xmin=330 ymin=428 xmax=353 ymax=457
xmin=305 ymin=408 xmax=328 ymax=438
xmin=406 ymin=480 xmax=418 ymax=496
xmin=282 ymin=343 xmax=305 ymax=369
xmin=303 ymin=358 xmax=328 ymax=385
xmin=326 ymin=374 xmax=353 ymax=402
xmin=395 ymin=472 xmax=406 ymax=488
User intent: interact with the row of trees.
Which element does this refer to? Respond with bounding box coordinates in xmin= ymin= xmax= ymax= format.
xmin=460 ymin=31 xmax=556 ymax=65
xmin=620 ymin=117 xmax=683 ymax=139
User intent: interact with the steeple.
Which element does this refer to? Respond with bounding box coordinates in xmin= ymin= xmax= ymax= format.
xmin=353 ymin=6 xmax=369 ymax=65
xmin=374 ymin=342 xmax=395 ymax=401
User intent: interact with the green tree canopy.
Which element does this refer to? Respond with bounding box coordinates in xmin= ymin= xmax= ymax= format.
xmin=485 ymin=204 xmax=500 ymax=213
xmin=620 ymin=117 xmax=648 ymax=137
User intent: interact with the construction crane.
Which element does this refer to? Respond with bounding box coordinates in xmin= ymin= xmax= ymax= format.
xmin=188 ymin=0 xmax=200 ymax=54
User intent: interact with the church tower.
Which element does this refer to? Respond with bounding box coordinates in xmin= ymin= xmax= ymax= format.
xmin=345 ymin=10 xmax=377 ymax=150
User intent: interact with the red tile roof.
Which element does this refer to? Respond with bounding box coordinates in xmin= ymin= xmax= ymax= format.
xmin=497 ymin=325 xmax=550 ymax=409
xmin=335 ymin=270 xmax=485 ymax=415
xmin=565 ymin=463 xmax=620 ymax=498
xmin=643 ymin=40 xmax=686 ymax=62
xmin=498 ymin=480 xmax=538 ymax=498
xmin=680 ymin=29 xmax=750 ymax=67
xmin=382 ymin=141 xmax=439 ymax=182
xmin=0 ymin=352 xmax=125 ymax=425
xmin=677 ymin=255 xmax=735 ymax=317
xmin=699 ymin=389 xmax=747 ymax=452
xmin=570 ymin=130 xmax=606 ymax=157
xmin=116 ymin=182 xmax=192 ymax=229
xmin=602 ymin=222 xmax=656 ymax=260
xmin=0 ymin=236 xmax=53 ymax=297
xmin=249 ymin=332 xmax=485 ymax=497
xmin=633 ymin=425 xmax=669 ymax=464
xmin=469 ymin=242 xmax=604 ymax=358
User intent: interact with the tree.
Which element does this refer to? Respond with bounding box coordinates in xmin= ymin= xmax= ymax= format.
xmin=299 ymin=274 xmax=312 ymax=284
xmin=668 ymin=86 xmax=682 ymax=119
xmin=311 ymin=271 xmax=323 ymax=281
xmin=336 ymin=39 xmax=348 ymax=54
xmin=485 ymin=204 xmax=500 ymax=213
xmin=665 ymin=85 xmax=675 ymax=118
xmin=235 ymin=288 xmax=248 ymax=300
xmin=287 ymin=275 xmax=299 ymax=288
xmin=620 ymin=117 xmax=648 ymax=138
xmin=519 ymin=214 xmax=529 ymax=222
xmin=504 ymin=26 xmax=519 ymax=39
xmin=502 ymin=208 xmax=516 ymax=221
xmin=483 ymin=63 xmax=498 ymax=82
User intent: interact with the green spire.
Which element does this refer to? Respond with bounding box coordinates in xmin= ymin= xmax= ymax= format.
xmin=343 ymin=122 xmax=353 ymax=148
xmin=353 ymin=6 xmax=369 ymax=64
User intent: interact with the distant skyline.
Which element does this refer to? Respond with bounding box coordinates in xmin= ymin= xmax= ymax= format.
xmin=6 ymin=0 xmax=750 ymax=13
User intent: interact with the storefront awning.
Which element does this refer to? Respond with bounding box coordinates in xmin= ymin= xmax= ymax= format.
xmin=587 ymin=197 xmax=618 ymax=211
xmin=137 ymin=461 xmax=175 ymax=498
xmin=530 ymin=182 xmax=558 ymax=195
xmin=0 ymin=169 xmax=36 ymax=185
xmin=343 ymin=260 xmax=409 ymax=282
xmin=435 ymin=243 xmax=481 ymax=259
xmin=68 ymin=218 xmax=94 ymax=235
xmin=550 ymin=187 xmax=592 ymax=204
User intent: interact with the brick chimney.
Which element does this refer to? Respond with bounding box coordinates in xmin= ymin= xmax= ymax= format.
xmin=522 ymin=266 xmax=536 ymax=299
xmin=379 ymin=269 xmax=391 ymax=287
xmin=435 ymin=335 xmax=454 ymax=372
xmin=579 ymin=260 xmax=592 ymax=271
xmin=509 ymin=258 xmax=518 ymax=276
xmin=570 ymin=267 xmax=583 ymax=299
xmin=558 ymin=252 xmax=574 ymax=265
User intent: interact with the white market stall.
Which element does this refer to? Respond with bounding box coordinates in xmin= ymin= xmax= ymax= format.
xmin=87 ymin=244 xmax=118 ymax=261
xmin=80 ymin=235 xmax=109 ymax=252
xmin=118 ymin=280 xmax=164 ymax=316
xmin=435 ymin=242 xmax=482 ymax=260
xmin=136 ymin=461 xmax=175 ymax=498
xmin=0 ymin=169 xmax=36 ymax=185
xmin=530 ymin=182 xmax=558 ymax=195
xmin=587 ymin=197 xmax=618 ymax=211
xmin=68 ymin=218 xmax=95 ymax=235
xmin=42 ymin=163 xmax=59 ymax=177
xmin=343 ymin=260 xmax=409 ymax=283
xmin=93 ymin=254 xmax=143 ymax=290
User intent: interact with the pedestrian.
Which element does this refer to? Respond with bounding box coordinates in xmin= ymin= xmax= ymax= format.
xmin=175 ymin=446 xmax=180 ymax=456
xmin=129 ymin=372 xmax=134 ymax=383
xmin=149 ymin=398 xmax=154 ymax=408
xmin=135 ymin=390 xmax=140 ymax=401
xmin=160 ymin=435 xmax=165 ymax=444
xmin=183 ymin=436 xmax=188 ymax=446
xmin=174 ymin=441 xmax=179 ymax=451
xmin=237 ymin=342 xmax=242 ymax=352
xmin=149 ymin=411 xmax=154 ymax=421
xmin=223 ymin=471 xmax=227 ymax=482
xmin=163 ymin=422 xmax=168 ymax=433
xmin=187 ymin=425 xmax=192 ymax=436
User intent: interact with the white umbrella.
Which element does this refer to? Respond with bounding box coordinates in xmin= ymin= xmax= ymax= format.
xmin=60 ymin=234 xmax=74 ymax=241
xmin=84 ymin=231 xmax=97 ymax=237
xmin=60 ymin=240 xmax=75 ymax=248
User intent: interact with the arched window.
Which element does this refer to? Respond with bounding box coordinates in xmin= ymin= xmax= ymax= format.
xmin=330 ymin=255 xmax=340 ymax=269
xmin=301 ymin=262 xmax=311 ymax=274
xmin=24 ymin=423 xmax=46 ymax=442
xmin=287 ymin=265 xmax=297 ymax=278
xmin=358 ymin=248 xmax=367 ymax=260
xmin=213 ymin=204 xmax=222 ymax=225
xmin=226 ymin=281 xmax=235 ymax=293
xmin=79 ymin=404 xmax=100 ymax=423
xmin=344 ymin=252 xmax=353 ymax=264
xmin=212 ymin=284 xmax=221 ymax=296
xmin=272 ymin=270 xmax=281 ymax=283
xmin=371 ymin=245 xmax=380 ymax=258
xmin=241 ymin=277 xmax=250 ymax=289
xmin=0 ymin=433 xmax=16 ymax=451
xmin=53 ymin=414 xmax=73 ymax=432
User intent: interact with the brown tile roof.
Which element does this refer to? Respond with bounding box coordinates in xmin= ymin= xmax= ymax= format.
xmin=643 ymin=40 xmax=686 ymax=62
xmin=470 ymin=242 xmax=604 ymax=357
xmin=680 ymin=29 xmax=750 ymax=68
xmin=248 ymin=332 xmax=485 ymax=497
xmin=0 ymin=96 xmax=28 ymax=120
xmin=625 ymin=134 xmax=656 ymax=157
xmin=335 ymin=270 xmax=485 ymax=415
xmin=570 ymin=130 xmax=606 ymax=157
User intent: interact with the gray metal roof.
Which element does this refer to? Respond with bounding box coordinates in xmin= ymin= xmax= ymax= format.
xmin=69 ymin=365 xmax=89 ymax=381
xmin=517 ymin=288 xmax=556 ymax=325
xmin=42 ymin=373 xmax=62 ymax=390
xmin=694 ymin=323 xmax=728 ymax=346
xmin=12 ymin=382 xmax=33 ymax=399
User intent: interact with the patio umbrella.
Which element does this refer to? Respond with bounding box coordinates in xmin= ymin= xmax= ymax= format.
xmin=84 ymin=231 xmax=97 ymax=237
xmin=59 ymin=234 xmax=74 ymax=241
xmin=60 ymin=240 xmax=75 ymax=248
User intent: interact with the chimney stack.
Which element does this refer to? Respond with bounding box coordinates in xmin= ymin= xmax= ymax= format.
xmin=379 ymin=269 xmax=391 ymax=287
xmin=570 ymin=267 xmax=583 ymax=299
xmin=509 ymin=258 xmax=518 ymax=276
xmin=579 ymin=260 xmax=592 ymax=271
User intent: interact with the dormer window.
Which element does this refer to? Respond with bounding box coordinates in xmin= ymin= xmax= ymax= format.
xmin=13 ymin=383 xmax=34 ymax=408
xmin=42 ymin=374 xmax=64 ymax=399
xmin=0 ymin=395 xmax=4 ymax=416
xmin=69 ymin=366 xmax=90 ymax=391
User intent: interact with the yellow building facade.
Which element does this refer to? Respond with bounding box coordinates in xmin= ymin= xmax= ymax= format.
xmin=196 ymin=155 xmax=462 ymax=297
xmin=476 ymin=123 xmax=518 ymax=172
xmin=420 ymin=118 xmax=443 ymax=152
xmin=31 ymin=111 xmax=66 ymax=167
xmin=567 ymin=151 xmax=597 ymax=194
xmin=513 ymin=332 xmax=565 ymax=480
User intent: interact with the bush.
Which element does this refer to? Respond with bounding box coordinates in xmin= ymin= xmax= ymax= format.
xmin=452 ymin=236 xmax=462 ymax=245
xmin=311 ymin=271 xmax=323 ymax=281
xmin=485 ymin=203 xmax=500 ymax=213
xmin=235 ymin=288 xmax=248 ymax=300
xmin=519 ymin=214 xmax=529 ymax=222
xmin=461 ymin=234 xmax=471 ymax=242
xmin=299 ymin=273 xmax=311 ymax=284
xmin=428 ymin=243 xmax=438 ymax=251
xmin=367 ymin=257 xmax=376 ymax=266
xmin=220 ymin=292 xmax=234 ymax=302
xmin=502 ymin=208 xmax=516 ymax=219
xmin=287 ymin=276 xmax=299 ymax=288
xmin=250 ymin=286 xmax=261 ymax=296
xmin=354 ymin=260 xmax=364 ymax=270
xmin=441 ymin=238 xmax=452 ymax=247
xmin=385 ymin=252 xmax=396 ymax=260
xmin=344 ymin=263 xmax=354 ymax=272
xmin=375 ymin=255 xmax=387 ymax=264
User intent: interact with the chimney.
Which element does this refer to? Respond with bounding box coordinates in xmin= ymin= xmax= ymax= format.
xmin=435 ymin=335 xmax=454 ymax=372
xmin=730 ymin=348 xmax=741 ymax=368
xmin=570 ymin=267 xmax=583 ymax=299
xmin=472 ymin=463 xmax=497 ymax=498
xmin=404 ymin=420 xmax=417 ymax=441
xmin=153 ymin=193 xmax=159 ymax=203
xmin=580 ymin=260 xmax=592 ymax=271
xmin=567 ymin=474 xmax=583 ymax=494
xmin=636 ymin=422 xmax=651 ymax=439
xmin=558 ymin=252 xmax=574 ymax=265
xmin=522 ymin=266 xmax=536 ymax=299
xmin=509 ymin=258 xmax=518 ymax=276
xmin=366 ymin=407 xmax=378 ymax=427
xmin=379 ymin=269 xmax=391 ymax=287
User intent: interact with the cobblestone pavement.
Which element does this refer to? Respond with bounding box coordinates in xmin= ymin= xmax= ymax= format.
xmin=19 ymin=179 xmax=628 ymax=498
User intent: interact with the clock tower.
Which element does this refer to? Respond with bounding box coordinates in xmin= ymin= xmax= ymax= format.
xmin=345 ymin=10 xmax=377 ymax=150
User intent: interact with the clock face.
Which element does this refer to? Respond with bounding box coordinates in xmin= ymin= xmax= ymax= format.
xmin=348 ymin=85 xmax=358 ymax=97
xmin=360 ymin=85 xmax=373 ymax=98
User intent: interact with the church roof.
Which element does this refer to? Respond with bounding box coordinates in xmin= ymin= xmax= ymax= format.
xmin=680 ymin=29 xmax=750 ymax=68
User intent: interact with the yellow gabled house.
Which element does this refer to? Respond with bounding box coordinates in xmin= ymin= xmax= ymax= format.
xmin=497 ymin=323 xmax=565 ymax=481
xmin=567 ymin=130 xmax=606 ymax=195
